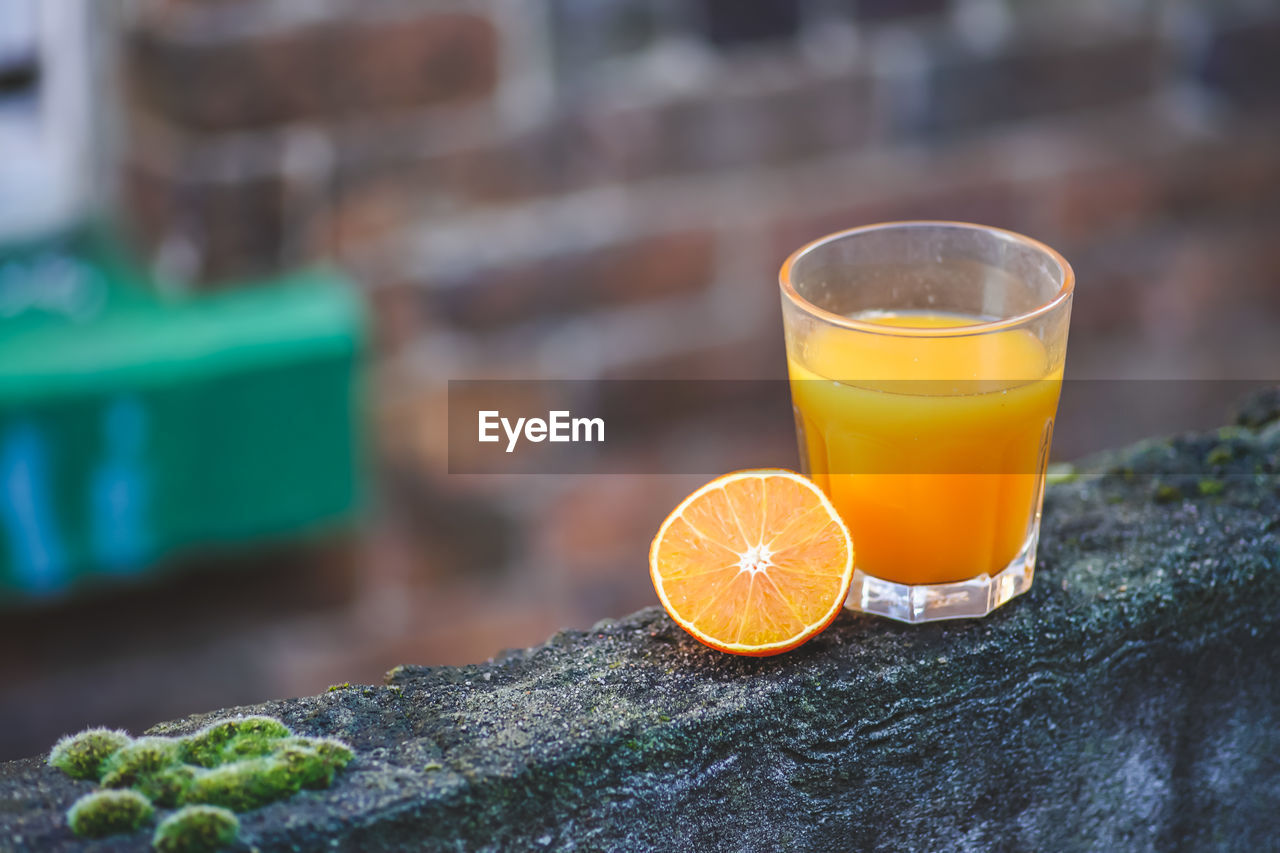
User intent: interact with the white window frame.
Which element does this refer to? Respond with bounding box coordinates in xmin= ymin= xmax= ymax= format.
xmin=0 ymin=0 xmax=95 ymax=243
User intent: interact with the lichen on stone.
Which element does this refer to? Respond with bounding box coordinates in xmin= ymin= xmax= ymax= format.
xmin=66 ymin=789 xmax=154 ymax=838
xmin=47 ymin=727 xmax=132 ymax=781
xmin=152 ymin=805 xmax=239 ymax=853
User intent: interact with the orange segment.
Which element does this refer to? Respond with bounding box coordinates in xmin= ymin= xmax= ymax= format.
xmin=650 ymin=469 xmax=854 ymax=656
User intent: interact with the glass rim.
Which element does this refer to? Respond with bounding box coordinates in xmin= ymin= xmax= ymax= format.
xmin=779 ymin=220 xmax=1075 ymax=337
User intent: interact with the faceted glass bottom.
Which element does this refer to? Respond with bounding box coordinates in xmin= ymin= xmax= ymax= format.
xmin=845 ymin=527 xmax=1038 ymax=623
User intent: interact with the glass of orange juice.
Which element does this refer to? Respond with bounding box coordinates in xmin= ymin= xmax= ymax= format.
xmin=779 ymin=221 xmax=1073 ymax=622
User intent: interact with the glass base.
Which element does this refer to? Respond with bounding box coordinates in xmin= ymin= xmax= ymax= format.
xmin=845 ymin=528 xmax=1038 ymax=623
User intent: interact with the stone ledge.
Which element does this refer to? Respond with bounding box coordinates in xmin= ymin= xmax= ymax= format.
xmin=2 ymin=404 xmax=1278 ymax=851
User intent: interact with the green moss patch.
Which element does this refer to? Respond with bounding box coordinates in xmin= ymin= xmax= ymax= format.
xmin=48 ymin=715 xmax=353 ymax=848
xmin=282 ymin=736 xmax=355 ymax=787
xmin=135 ymin=764 xmax=199 ymax=809
xmin=185 ymin=715 xmax=292 ymax=768
xmin=153 ymin=809 xmax=240 ymax=853
xmin=47 ymin=728 xmax=131 ymax=781
xmin=184 ymin=755 xmax=303 ymax=811
xmin=153 ymin=806 xmax=240 ymax=853
xmin=101 ymin=737 xmax=186 ymax=788
xmin=66 ymin=789 xmax=154 ymax=838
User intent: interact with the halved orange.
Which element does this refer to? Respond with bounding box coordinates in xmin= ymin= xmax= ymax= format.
xmin=649 ymin=469 xmax=854 ymax=656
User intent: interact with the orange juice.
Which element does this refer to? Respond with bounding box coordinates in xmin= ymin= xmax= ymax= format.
xmin=786 ymin=310 xmax=1061 ymax=585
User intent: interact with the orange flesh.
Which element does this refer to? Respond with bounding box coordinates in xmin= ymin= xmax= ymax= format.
xmin=651 ymin=471 xmax=853 ymax=655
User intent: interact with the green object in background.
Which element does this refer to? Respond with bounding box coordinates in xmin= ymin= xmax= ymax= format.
xmin=0 ymin=228 xmax=365 ymax=602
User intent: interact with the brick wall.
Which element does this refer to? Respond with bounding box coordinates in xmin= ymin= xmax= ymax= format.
xmin=116 ymin=0 xmax=1280 ymax=658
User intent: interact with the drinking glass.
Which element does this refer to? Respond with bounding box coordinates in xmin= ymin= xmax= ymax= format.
xmin=780 ymin=221 xmax=1073 ymax=622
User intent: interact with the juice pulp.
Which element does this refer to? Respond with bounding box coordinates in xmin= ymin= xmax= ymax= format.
xmin=786 ymin=310 xmax=1061 ymax=585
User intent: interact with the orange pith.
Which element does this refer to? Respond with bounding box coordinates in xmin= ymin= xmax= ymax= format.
xmin=649 ymin=469 xmax=854 ymax=656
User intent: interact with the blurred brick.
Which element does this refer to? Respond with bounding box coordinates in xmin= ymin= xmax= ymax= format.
xmin=540 ymin=476 xmax=677 ymax=570
xmin=1065 ymin=242 xmax=1163 ymax=337
xmin=366 ymin=282 xmax=424 ymax=359
xmin=699 ymin=0 xmax=802 ymax=47
xmin=425 ymin=229 xmax=717 ymax=332
xmin=122 ymin=161 xmax=173 ymax=252
xmin=1041 ymin=125 xmax=1280 ymax=249
xmin=376 ymin=378 xmax=446 ymax=467
xmin=126 ymin=27 xmax=328 ymax=131
xmin=1157 ymin=135 xmax=1280 ymax=221
xmin=324 ymin=66 xmax=876 ymax=246
xmin=1205 ymin=216 xmax=1280 ymax=320
xmin=413 ymin=119 xmax=597 ymax=205
xmin=1057 ymin=207 xmax=1280 ymax=346
xmin=853 ymin=0 xmax=949 ymax=22
xmin=642 ymin=73 xmax=878 ymax=174
xmin=549 ymin=0 xmax=659 ymax=76
xmin=336 ymin=14 xmax=498 ymax=116
xmin=770 ymin=176 xmax=1027 ymax=265
xmin=324 ymin=126 xmax=595 ymax=238
xmin=378 ymin=457 xmax=522 ymax=577
xmin=123 ymin=163 xmax=293 ymax=284
xmin=1044 ymin=162 xmax=1155 ymax=246
xmin=927 ymin=34 xmax=1164 ymax=133
xmin=1201 ymin=19 xmax=1280 ymax=109
xmin=601 ymin=334 xmax=788 ymax=382
xmin=1253 ymin=232 xmax=1280 ymax=315
xmin=322 ymin=172 xmax=422 ymax=257
xmin=126 ymin=12 xmax=498 ymax=131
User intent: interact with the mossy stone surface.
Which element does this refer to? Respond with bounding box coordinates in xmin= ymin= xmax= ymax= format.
xmin=2 ymin=401 xmax=1279 ymax=851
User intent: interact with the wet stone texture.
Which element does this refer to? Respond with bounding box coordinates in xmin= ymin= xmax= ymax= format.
xmin=2 ymin=400 xmax=1279 ymax=852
